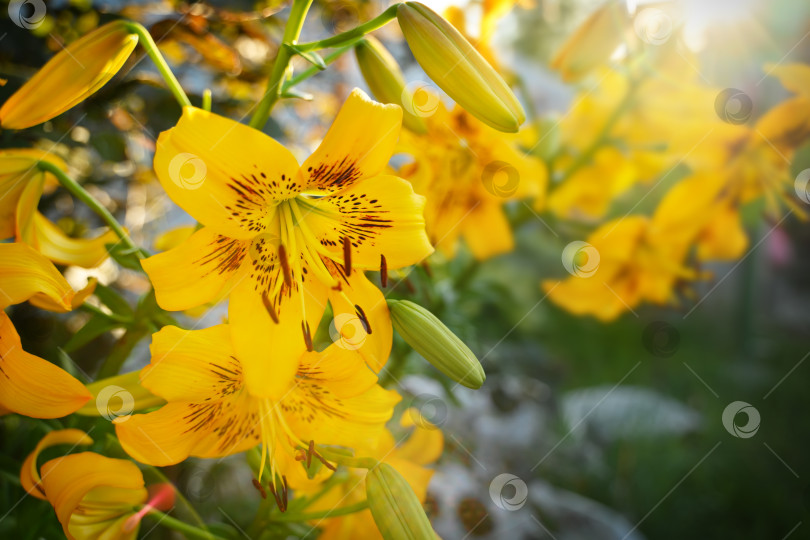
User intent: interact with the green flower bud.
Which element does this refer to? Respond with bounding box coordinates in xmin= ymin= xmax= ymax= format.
xmin=388 ymin=299 xmax=485 ymax=389
xmin=366 ymin=462 xmax=435 ymax=540
xmin=396 ymin=1 xmax=525 ymax=133
xmin=355 ymin=37 xmax=428 ymax=134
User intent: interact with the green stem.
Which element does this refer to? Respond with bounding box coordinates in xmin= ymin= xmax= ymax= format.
xmin=249 ymin=0 xmax=315 ymax=129
xmin=78 ymin=302 xmax=132 ymax=324
xmin=143 ymin=465 xmax=210 ymax=532
xmin=281 ymin=40 xmax=362 ymax=92
xmin=295 ymin=5 xmax=398 ymax=52
xmin=146 ymin=510 xmax=224 ymax=540
xmin=317 ymin=447 xmax=378 ymax=470
xmin=35 ymin=161 xmax=148 ymax=259
xmin=270 ymin=500 xmax=369 ymax=522
xmin=124 ymin=22 xmax=192 ymax=108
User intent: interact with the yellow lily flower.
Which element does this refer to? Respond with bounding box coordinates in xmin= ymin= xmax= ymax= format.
xmin=142 ymin=89 xmax=433 ymax=398
xmin=311 ymin=409 xmax=444 ymax=540
xmin=398 ymin=102 xmax=546 ymax=260
xmin=114 ymin=324 xmax=401 ymax=490
xmin=0 ymin=21 xmax=138 ymax=129
xmin=0 ymin=149 xmax=119 ymax=268
xmin=0 ymin=243 xmax=92 ymax=418
xmin=543 ymin=216 xmax=695 ymax=321
xmin=20 ymin=429 xmax=152 ymax=540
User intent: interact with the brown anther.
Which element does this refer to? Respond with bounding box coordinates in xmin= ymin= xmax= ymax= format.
xmin=307 ymin=440 xmax=315 ymax=469
xmin=301 ymin=321 xmax=314 ymax=351
xmin=295 ymin=449 xmax=307 ymax=462
xmin=380 ymin=254 xmax=388 ymax=288
xmin=268 ymin=481 xmax=285 ymax=512
xmin=252 ymin=478 xmax=267 ymax=499
xmin=342 ymin=236 xmax=352 ymax=276
xmin=261 ymin=291 xmax=279 ymax=324
xmin=354 ymin=304 xmax=372 ymax=335
xmin=278 ymin=244 xmax=293 ymax=288
xmin=331 ymin=281 xmax=343 ymax=292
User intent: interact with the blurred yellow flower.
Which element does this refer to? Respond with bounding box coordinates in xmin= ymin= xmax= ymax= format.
xmin=115 ymin=324 xmax=400 ymax=491
xmin=0 ymin=149 xmax=118 ymax=268
xmin=0 ymin=21 xmax=138 ymax=129
xmin=21 ymin=429 xmax=150 ymax=540
xmin=0 ymin=243 xmax=91 ymax=418
xmin=142 ymin=89 xmax=432 ymax=399
xmin=398 ymin=103 xmax=546 ymax=260
xmin=311 ymin=409 xmax=444 ymax=540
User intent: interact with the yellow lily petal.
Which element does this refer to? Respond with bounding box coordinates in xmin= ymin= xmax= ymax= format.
xmin=153 ymin=106 xmax=300 ymax=239
xmin=24 ymin=212 xmax=118 ymax=268
xmin=20 ymin=428 xmax=94 ymax=500
xmin=0 ymin=312 xmax=92 ymax=418
xmin=397 ymin=409 xmax=445 ymax=466
xmin=696 ymin=204 xmax=749 ymax=262
xmin=326 ymin=264 xmax=392 ymax=373
xmin=40 ymin=452 xmax=147 ymax=540
xmin=301 ymin=175 xmax=433 ymax=270
xmin=142 ymin=226 xmax=249 ymax=311
xmin=298 ymin=343 xmax=379 ymax=399
xmin=298 ymin=89 xmax=402 ymax=194
xmin=0 ymin=21 xmax=138 ymax=129
xmin=0 ymin=149 xmax=64 ymax=238
xmin=0 ymin=242 xmax=73 ymax=310
xmin=765 ymin=62 xmax=810 ymax=97
xmin=228 ymin=269 xmax=328 ymax=399
xmin=30 ymin=277 xmax=97 ymax=314
xmin=461 ymin=201 xmax=514 ymax=260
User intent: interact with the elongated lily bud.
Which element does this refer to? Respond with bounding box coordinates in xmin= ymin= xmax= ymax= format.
xmin=550 ymin=1 xmax=628 ymax=82
xmin=396 ymin=1 xmax=525 ymax=133
xmin=0 ymin=21 xmax=139 ymax=129
xmin=388 ymin=299 xmax=485 ymax=389
xmin=366 ymin=462 xmax=435 ymax=540
xmin=355 ymin=37 xmax=428 ymax=134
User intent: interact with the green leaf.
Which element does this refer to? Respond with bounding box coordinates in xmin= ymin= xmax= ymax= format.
xmin=281 ymin=88 xmax=314 ymax=101
xmin=96 ymin=325 xmax=150 ymax=379
xmin=107 ymin=242 xmax=143 ymax=271
xmin=64 ymin=314 xmax=124 ymax=353
xmin=92 ymin=283 xmax=134 ymax=316
xmin=285 ymin=44 xmax=327 ymax=70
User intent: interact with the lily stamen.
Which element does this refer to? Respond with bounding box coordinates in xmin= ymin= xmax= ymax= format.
xmin=354 ymin=304 xmax=372 ymax=334
xmin=277 ymin=244 xmax=293 ymax=288
xmin=342 ymin=236 xmax=353 ymax=276
xmin=380 ymin=254 xmax=388 ymax=287
xmin=251 ymin=478 xmax=267 ymax=499
xmin=301 ymin=321 xmax=314 ymax=351
xmin=261 ymin=291 xmax=280 ymax=324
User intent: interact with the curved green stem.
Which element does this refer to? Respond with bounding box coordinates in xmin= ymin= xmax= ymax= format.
xmin=295 ymin=5 xmax=398 ymax=52
xmin=35 ymin=161 xmax=149 ymax=259
xmin=124 ymin=22 xmax=192 ymax=108
xmin=281 ymin=40 xmax=363 ymax=92
xmin=78 ymin=302 xmax=132 ymax=324
xmin=317 ymin=447 xmax=379 ymax=470
xmin=146 ymin=510 xmax=223 ymax=540
xmin=249 ymin=0 xmax=314 ymax=129
xmin=271 ymin=500 xmax=369 ymax=522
